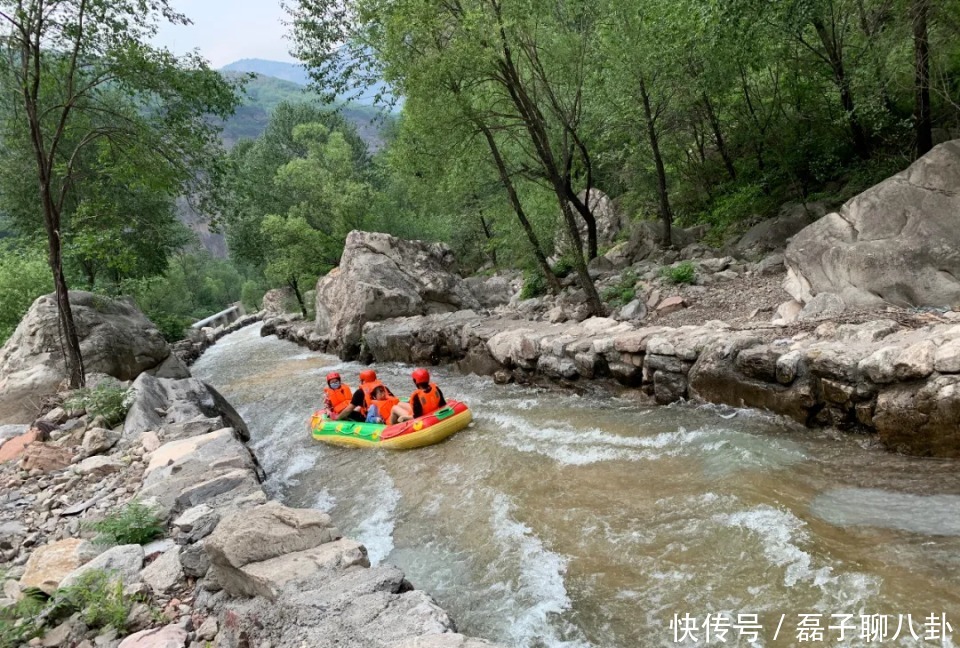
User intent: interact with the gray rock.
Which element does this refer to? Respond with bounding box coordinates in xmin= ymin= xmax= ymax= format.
xmin=798 ymin=293 xmax=846 ymax=321
xmin=60 ymin=544 xmax=144 ymax=589
xmin=756 ymin=253 xmax=785 ymax=275
xmin=179 ymin=543 xmax=210 ymax=579
xmin=314 ymin=231 xmax=482 ymax=359
xmin=735 ymin=201 xmax=829 ymax=259
xmin=81 ymin=428 xmax=121 ymax=456
xmin=173 ymin=505 xmax=220 ymax=545
xmin=0 ymin=291 xmax=170 ymax=425
xmin=74 ymin=455 xmax=125 ymax=476
xmin=141 ymin=547 xmax=183 ymax=594
xmin=784 ymin=141 xmax=960 ymax=307
xmin=617 ymin=299 xmax=648 ymax=321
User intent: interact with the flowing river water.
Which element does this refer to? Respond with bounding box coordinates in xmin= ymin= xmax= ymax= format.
xmin=192 ymin=324 xmax=960 ymax=647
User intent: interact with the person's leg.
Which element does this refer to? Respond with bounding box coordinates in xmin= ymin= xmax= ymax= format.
xmin=346 ymin=411 xmax=365 ymax=422
xmin=390 ymin=402 xmax=413 ymax=425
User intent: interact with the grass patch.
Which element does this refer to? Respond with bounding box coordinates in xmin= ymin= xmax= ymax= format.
xmin=661 ymin=261 xmax=696 ymax=285
xmin=63 ymin=384 xmax=133 ymax=427
xmin=55 ymin=571 xmax=131 ymax=632
xmin=88 ymin=501 xmax=165 ymax=546
xmin=519 ymin=269 xmax=548 ymax=300
xmin=0 ymin=591 xmax=45 ymax=648
xmin=601 ymin=270 xmax=639 ymax=308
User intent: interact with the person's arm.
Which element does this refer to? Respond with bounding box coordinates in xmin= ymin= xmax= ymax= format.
xmin=436 ymin=387 xmax=446 ymax=407
xmin=412 ymin=394 xmax=423 ymax=418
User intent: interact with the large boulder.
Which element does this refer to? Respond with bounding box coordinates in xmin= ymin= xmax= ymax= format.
xmin=784 ymin=141 xmax=960 ymax=307
xmin=733 ymin=201 xmax=830 ymax=260
xmin=315 ymin=231 xmax=481 ymax=358
xmin=0 ymin=292 xmax=170 ymax=424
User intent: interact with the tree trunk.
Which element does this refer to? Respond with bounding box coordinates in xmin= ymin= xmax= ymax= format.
xmin=639 ymin=77 xmax=673 ymax=248
xmin=913 ymin=0 xmax=933 ymax=156
xmin=811 ymin=18 xmax=871 ymax=159
xmin=478 ymin=212 xmax=498 ymax=267
xmin=291 ymin=278 xmax=307 ymax=318
xmin=702 ymin=94 xmax=737 ymax=180
xmin=560 ymin=199 xmax=605 ymax=316
xmin=476 ymin=120 xmax=562 ymax=295
xmin=44 ymin=221 xmax=85 ymax=388
xmin=567 ymin=187 xmax=599 ymax=261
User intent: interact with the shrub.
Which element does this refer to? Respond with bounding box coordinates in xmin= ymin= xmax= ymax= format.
xmin=89 ymin=501 xmax=165 ymax=546
xmin=64 ymin=384 xmax=132 ymax=427
xmin=149 ymin=312 xmax=191 ymax=343
xmin=551 ymin=255 xmax=575 ymax=278
xmin=55 ymin=570 xmax=130 ymax=632
xmin=662 ymin=261 xmax=696 ymax=285
xmin=240 ymin=279 xmax=265 ymax=312
xmin=519 ymin=269 xmax=547 ymax=300
xmin=0 ymin=242 xmax=52 ymax=346
xmin=0 ymin=590 xmax=45 ymax=648
xmin=601 ymin=269 xmax=639 ymax=307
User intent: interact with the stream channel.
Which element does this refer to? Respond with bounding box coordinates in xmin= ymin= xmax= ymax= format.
xmin=192 ymin=323 xmax=960 ymax=647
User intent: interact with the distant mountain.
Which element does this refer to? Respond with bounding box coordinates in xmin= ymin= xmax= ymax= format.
xmin=184 ymin=70 xmax=394 ymax=258
xmin=221 ymin=57 xmax=393 ymax=108
xmin=218 ymin=72 xmax=388 ymax=151
xmin=221 ymin=59 xmax=312 ymax=86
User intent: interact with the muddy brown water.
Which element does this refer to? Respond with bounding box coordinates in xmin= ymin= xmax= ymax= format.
xmin=193 ymin=324 xmax=960 ymax=647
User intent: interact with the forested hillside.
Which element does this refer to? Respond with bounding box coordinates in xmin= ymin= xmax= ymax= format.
xmin=218 ymin=71 xmax=387 ymax=150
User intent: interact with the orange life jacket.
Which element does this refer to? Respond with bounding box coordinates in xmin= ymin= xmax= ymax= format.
xmin=370 ymin=395 xmax=399 ymax=423
xmin=410 ymin=383 xmax=441 ymax=417
xmin=359 ymin=380 xmax=387 ymax=414
xmin=324 ymin=384 xmax=352 ymax=415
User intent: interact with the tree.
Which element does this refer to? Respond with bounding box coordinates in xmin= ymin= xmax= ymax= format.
xmin=261 ymin=215 xmax=330 ymax=316
xmin=0 ymin=0 xmax=239 ymax=387
xmin=287 ymin=0 xmax=607 ymax=314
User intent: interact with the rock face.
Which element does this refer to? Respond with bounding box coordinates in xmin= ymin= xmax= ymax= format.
xmin=734 ymin=201 xmax=830 ymax=259
xmin=0 ymin=292 xmax=170 ymax=424
xmin=555 ymin=189 xmax=625 ymax=254
xmin=785 ymin=140 xmax=960 ymax=308
xmin=314 ymin=231 xmax=481 ymax=358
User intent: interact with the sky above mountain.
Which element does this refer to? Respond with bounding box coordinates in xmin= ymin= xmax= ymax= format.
xmin=153 ymin=0 xmax=296 ymax=68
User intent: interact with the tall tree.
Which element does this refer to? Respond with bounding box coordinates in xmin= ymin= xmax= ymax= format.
xmin=0 ymin=0 xmax=239 ymax=387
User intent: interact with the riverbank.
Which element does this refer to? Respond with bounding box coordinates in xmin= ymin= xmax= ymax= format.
xmin=262 ymin=307 xmax=960 ymax=458
xmin=0 ymin=365 xmax=505 ymax=646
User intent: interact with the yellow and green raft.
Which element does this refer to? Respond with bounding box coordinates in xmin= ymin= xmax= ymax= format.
xmin=309 ymin=399 xmax=472 ymax=450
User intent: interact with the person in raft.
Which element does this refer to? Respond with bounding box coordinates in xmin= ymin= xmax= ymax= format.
xmin=366 ymin=384 xmax=400 ymax=424
xmin=323 ymin=372 xmax=365 ymax=422
xmin=389 ymin=368 xmax=446 ymax=424
xmin=333 ymin=369 xmax=396 ymax=422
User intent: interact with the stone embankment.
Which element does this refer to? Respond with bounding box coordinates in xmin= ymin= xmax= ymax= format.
xmin=170 ymin=313 xmax=263 ymax=366
xmin=1 ymin=372 xmax=504 ymax=647
xmin=264 ymin=309 xmax=960 ymax=458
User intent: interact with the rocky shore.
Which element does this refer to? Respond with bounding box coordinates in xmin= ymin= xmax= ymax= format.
xmin=0 ymin=295 xmax=503 ymax=648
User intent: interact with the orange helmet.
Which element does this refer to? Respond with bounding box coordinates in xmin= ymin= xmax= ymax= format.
xmin=412 ymin=368 xmax=430 ymax=384
xmin=359 ymin=369 xmax=377 ymax=383
xmin=326 ymin=372 xmax=341 ymax=384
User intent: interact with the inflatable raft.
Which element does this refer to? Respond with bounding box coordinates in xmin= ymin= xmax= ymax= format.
xmin=310 ymin=399 xmax=472 ymax=450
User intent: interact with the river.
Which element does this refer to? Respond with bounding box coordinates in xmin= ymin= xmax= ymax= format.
xmin=192 ymin=324 xmax=960 ymax=647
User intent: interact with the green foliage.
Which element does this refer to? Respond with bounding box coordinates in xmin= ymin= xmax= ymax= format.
xmin=0 ymin=241 xmax=52 ymax=345
xmin=124 ymin=249 xmax=244 ymax=339
xmin=55 ymin=570 xmax=131 ymax=632
xmin=662 ymin=262 xmax=697 ymax=285
xmin=0 ymin=590 xmax=45 ymax=648
xmin=241 ymin=279 xmax=268 ymax=312
xmin=63 ymin=384 xmax=132 ymax=427
xmin=89 ymin=501 xmax=165 ymax=546
xmin=519 ymin=270 xmax=548 ymax=300
xmin=551 ymin=256 xmax=575 ymax=278
xmin=602 ymin=270 xmax=639 ymax=307
xmin=698 ymin=184 xmax=780 ymax=246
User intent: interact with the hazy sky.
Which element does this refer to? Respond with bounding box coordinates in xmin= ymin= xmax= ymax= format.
xmin=153 ymin=0 xmax=297 ymax=68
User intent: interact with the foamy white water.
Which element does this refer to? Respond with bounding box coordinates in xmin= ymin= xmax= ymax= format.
xmin=193 ymin=324 xmax=960 ymax=647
